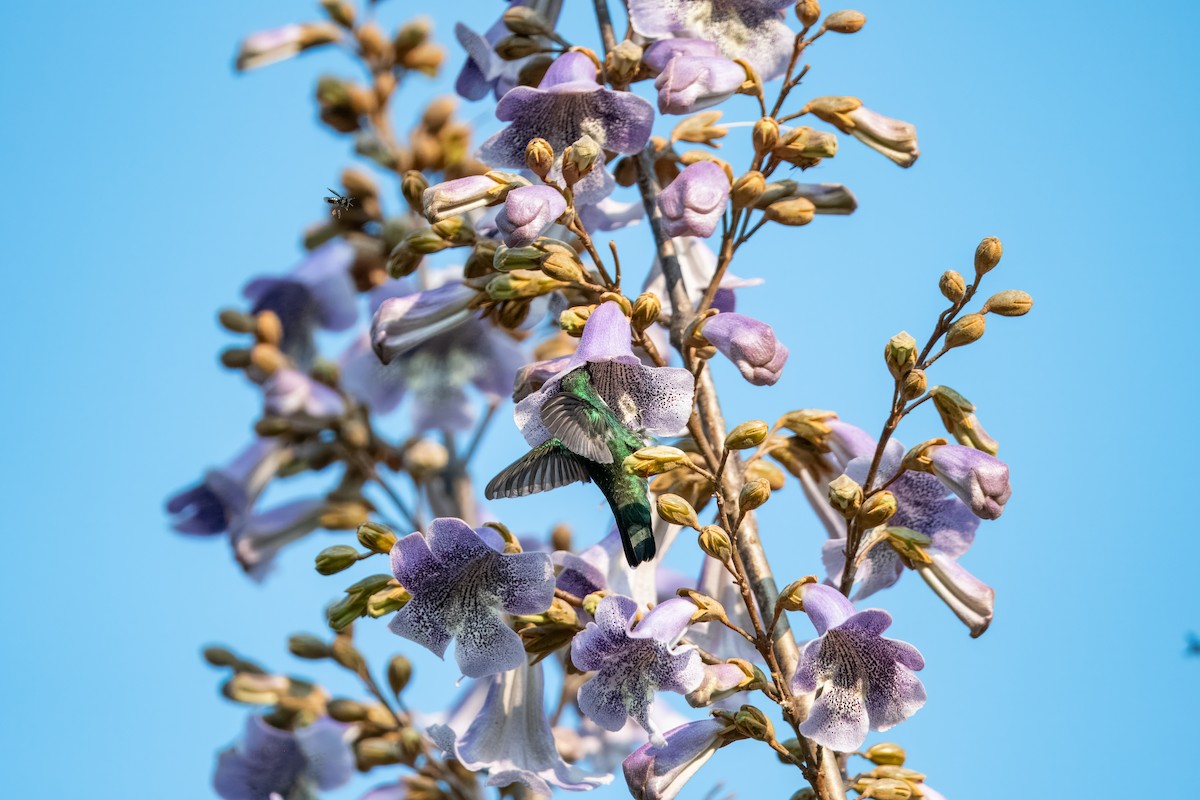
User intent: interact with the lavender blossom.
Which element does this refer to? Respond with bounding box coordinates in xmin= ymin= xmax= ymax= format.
xmin=235 ymin=23 xmax=341 ymax=71
xmin=231 ymin=498 xmax=326 ymax=580
xmin=428 ymin=659 xmax=611 ymax=795
xmin=659 ymin=162 xmax=730 ymax=239
xmin=645 ymin=39 xmax=746 ymax=114
xmin=929 ymin=444 xmax=1012 ymax=520
xmin=628 ymin=0 xmax=795 ymax=80
xmin=242 ymin=240 xmax=358 ymax=367
xmin=699 ymin=312 xmax=788 ymax=386
xmin=262 ymin=368 xmax=345 ymax=421
xmin=453 ymin=1 xmax=564 ymax=101
xmin=167 ymin=438 xmax=288 ymax=535
xmin=496 ymin=185 xmax=568 ymax=247
xmin=622 ymin=718 xmax=734 ymax=800
xmin=213 ymin=715 xmax=352 ymax=800
xmin=571 ymin=595 xmax=704 ymax=745
xmin=514 ymin=301 xmax=695 ymax=447
xmin=791 ymin=584 xmax=926 ymax=752
xmin=479 ymin=52 xmax=653 ymax=204
xmin=388 ymin=517 xmax=554 ymax=678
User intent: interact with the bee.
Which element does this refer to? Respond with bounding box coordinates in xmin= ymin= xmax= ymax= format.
xmin=324 ymin=188 xmax=356 ymax=219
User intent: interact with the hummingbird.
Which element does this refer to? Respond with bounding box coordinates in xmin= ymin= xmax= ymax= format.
xmin=485 ymin=365 xmax=656 ymax=567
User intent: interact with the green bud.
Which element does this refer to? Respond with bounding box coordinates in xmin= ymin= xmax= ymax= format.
xmin=502 ymin=5 xmax=553 ymax=35
xmin=326 ymin=698 xmax=369 ymax=722
xmin=404 ymin=229 xmax=449 ymax=255
xmin=858 ymin=778 xmax=913 ymax=800
xmin=725 ymin=420 xmax=769 ymax=450
xmin=315 ymin=545 xmax=360 ymax=575
xmin=202 ymin=646 xmax=240 ymax=667
xmin=857 ymin=490 xmax=898 ymax=528
xmin=732 ymin=704 xmax=774 ymax=742
xmin=656 ymin=493 xmax=701 ymax=529
xmin=884 ymin=331 xmax=917 ymax=378
xmin=864 ymin=741 xmax=907 ymax=766
xmin=356 ymin=737 xmax=405 ymax=767
xmin=624 ymin=445 xmax=689 ymax=477
xmin=738 ymin=477 xmax=771 ymax=512
xmin=387 ymin=655 xmax=413 ymax=697
xmin=218 ymin=308 xmax=257 ymax=333
xmin=631 ymin=292 xmax=663 ymax=332
xmin=562 ymin=134 xmax=601 ymax=185
xmin=582 ymin=591 xmax=606 ymax=616
xmin=357 ymin=521 xmax=398 ymax=554
xmin=326 ymin=593 xmax=368 ymax=631
xmin=777 ymin=576 xmax=817 ymax=612
xmin=287 ymin=633 xmax=331 ymax=660
xmin=827 ymin=473 xmax=863 ymax=519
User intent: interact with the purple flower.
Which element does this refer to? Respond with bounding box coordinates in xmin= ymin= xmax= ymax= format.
xmin=453 ymin=1 xmax=564 ymax=101
xmin=166 ymin=438 xmax=287 ymax=535
xmin=388 ymin=517 xmax=554 ymax=678
xmin=232 ymin=498 xmax=326 ymax=580
xmin=578 ymin=195 xmax=644 ymax=233
xmin=213 ymin=715 xmax=352 ymax=800
xmin=699 ymin=312 xmax=788 ymax=386
xmin=571 ymin=595 xmax=704 ymax=745
xmin=242 ymin=240 xmax=358 ymax=367
xmin=514 ymin=302 xmax=695 ymax=447
xmin=429 ymin=659 xmax=611 ymax=795
xmin=554 ymin=523 xmax=682 ymax=609
xmin=791 ymin=584 xmax=926 ymax=752
xmin=628 ymin=0 xmax=795 ymax=80
xmin=646 ymin=39 xmax=746 ymax=115
xmin=929 ymin=444 xmax=1012 ymax=520
xmin=496 ymin=185 xmax=567 ymax=247
xmin=622 ymin=718 xmax=734 ymax=800
xmin=235 ymin=23 xmax=341 ymax=71
xmin=479 ymin=52 xmax=653 ymax=205
xmin=423 ymin=173 xmax=523 ymax=223
xmin=643 ymin=237 xmax=762 ymax=315
xmin=659 ymin=162 xmax=730 ymax=238
xmin=262 ymin=368 xmax=346 ymax=421
xmin=818 ymin=432 xmax=996 ymax=635
xmin=367 ymin=282 xmax=526 ymax=431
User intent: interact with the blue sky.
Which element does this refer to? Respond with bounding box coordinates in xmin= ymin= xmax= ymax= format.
xmin=1 ymin=1 xmax=1197 ymax=798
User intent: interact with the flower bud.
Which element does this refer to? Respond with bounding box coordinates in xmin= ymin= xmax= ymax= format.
xmin=218 ymin=308 xmax=256 ymax=333
xmin=560 ymin=304 xmax=595 ymax=336
xmin=624 ymin=445 xmax=690 ymax=477
xmin=671 ymin=110 xmax=728 ymax=146
xmin=725 ymin=420 xmax=769 ymax=450
xmin=503 ymin=5 xmax=553 ymax=35
xmin=486 ymin=270 xmax=567 ymax=301
xmin=387 ymin=242 xmax=421 ymax=278
xmin=357 ymin=521 xmax=397 ymax=554
xmin=562 ymin=135 xmax=601 ymax=185
xmin=823 ymin=10 xmax=866 ymax=32
xmin=525 ymin=137 xmax=555 ymax=179
xmin=858 ymin=779 xmax=912 ymax=800
xmin=495 ymin=34 xmax=542 ymax=60
xmin=582 ymin=591 xmax=607 ymax=616
xmin=431 ymin=216 xmax=476 ymax=246
xmin=698 ymin=525 xmax=733 ymax=561
xmin=869 ymin=766 xmax=926 ymax=782
xmin=606 ymin=39 xmax=643 ymax=85
xmin=253 ymin=309 xmax=283 ymax=347
xmin=773 ymin=126 xmax=838 ymax=164
xmin=630 ymin=292 xmax=662 ymax=332
xmin=777 ymin=576 xmax=817 ymax=611
xmin=401 ymin=170 xmax=428 ymax=214
xmin=733 ymin=705 xmax=774 ymax=742
xmin=541 ymin=251 xmax=585 ymax=284
xmin=901 ymin=368 xmax=927 ymax=401
xmin=315 ymin=545 xmax=359 ymax=575
xmin=884 ymin=331 xmax=917 ymax=378
xmin=939 ymin=269 xmax=966 ymax=303
xmin=224 ymin=673 xmax=290 ymax=705
xmin=864 ymin=742 xmax=907 ymax=766
xmin=753 ymin=117 xmax=780 ymax=154
xmin=731 ymin=170 xmax=766 ymax=209
xmin=330 ymin=635 xmax=365 ymax=672
xmin=945 ymin=313 xmax=985 ymax=349
xmin=657 ymin=493 xmax=701 ymax=529
xmin=797 ymin=0 xmax=821 ymax=26
xmin=827 ymin=474 xmax=863 ymax=519
xmin=929 ymin=385 xmax=999 ymax=455
xmin=982 ymin=289 xmax=1033 ymax=317
xmin=250 ymin=343 xmax=285 ymax=375
xmin=356 ymin=737 xmax=404 ymax=767
xmin=387 ymin=655 xmax=413 ymax=696
xmin=763 ymin=197 xmax=816 ymax=226
xmin=739 ymin=477 xmax=771 ymax=512
xmin=288 ymin=633 xmax=331 ymax=660
xmin=776 ymin=409 xmax=837 ymax=448
xmin=202 ymin=646 xmax=240 ymax=667
xmin=974 ymin=236 xmax=1003 ymax=277
xmin=404 ymin=229 xmax=450 ymax=255
xmin=856 ymin=490 xmax=897 ymax=528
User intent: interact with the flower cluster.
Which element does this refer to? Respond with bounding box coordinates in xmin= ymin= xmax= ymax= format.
xmin=180 ymin=3 xmax=1033 ymax=800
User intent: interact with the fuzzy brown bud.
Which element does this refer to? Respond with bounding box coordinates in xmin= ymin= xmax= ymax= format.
xmin=725 ymin=420 xmax=769 ymax=450
xmin=982 ymin=289 xmax=1033 ymax=317
xmin=796 ymin=0 xmax=821 ymax=27
xmin=503 ymin=5 xmax=553 ymax=35
xmin=606 ymin=39 xmax=643 ymax=85
xmin=857 ymin=491 xmax=898 ymax=528
xmin=288 ymin=633 xmax=331 ymax=660
xmin=387 ymin=655 xmax=413 ymax=696
xmin=752 ymin=117 xmax=780 ymax=154
xmin=974 ymin=236 xmax=1003 ymax=277
xmin=823 ymin=10 xmax=866 ymax=32
xmin=939 ymin=269 xmax=966 ymax=303
xmin=901 ymin=368 xmax=927 ymax=401
xmin=494 ymin=34 xmax=542 ymax=61
xmin=731 ymin=170 xmax=766 ymax=210
xmin=733 ymin=705 xmax=774 ymax=742
xmin=945 ymin=313 xmax=986 ymax=349
xmin=884 ymin=331 xmax=917 ymax=378
xmin=827 ymin=474 xmax=863 ymax=519
xmin=630 ymin=292 xmax=662 ymax=332
xmin=763 ymin=197 xmax=816 ymax=226
xmin=562 ymin=135 xmax=601 ymax=185
xmin=864 ymin=742 xmax=907 ymax=766
xmin=525 ymin=137 xmax=555 ymax=179
xmin=698 ymin=525 xmax=733 ymax=562
xmin=739 ymin=477 xmax=771 ymax=512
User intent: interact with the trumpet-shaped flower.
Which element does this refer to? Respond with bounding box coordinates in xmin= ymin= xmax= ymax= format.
xmin=699 ymin=312 xmax=788 ymax=386
xmin=646 ymin=39 xmax=746 ymax=115
xmin=928 ymin=444 xmax=1012 ymax=520
xmin=213 ymin=715 xmax=352 ymax=800
xmin=659 ymin=162 xmax=730 ymax=238
xmin=496 ymin=185 xmax=568 ymax=247
xmin=262 ymin=368 xmax=346 ymax=421
xmin=388 ymin=517 xmax=555 ymax=678
xmin=166 ymin=438 xmax=288 ymax=536
xmin=571 ymin=595 xmax=704 ymax=745
xmin=791 ymin=584 xmax=926 ymax=752
xmin=242 ymin=240 xmax=358 ymax=367
xmin=514 ymin=301 xmax=695 ymax=446
xmin=232 ymin=498 xmax=326 ymax=580
xmin=628 ymin=0 xmax=795 ymax=80
xmin=622 ymin=718 xmax=734 ymax=800
xmin=428 ymin=659 xmax=611 ymax=795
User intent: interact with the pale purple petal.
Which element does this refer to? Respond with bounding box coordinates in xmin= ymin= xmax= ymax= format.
xmin=622 ymin=718 xmax=728 ymax=800
xmin=654 ymin=54 xmax=746 ymax=114
xmin=496 ymin=185 xmax=568 ymax=247
xmin=232 ymin=499 xmax=325 ymax=580
xmin=798 ymin=683 xmax=870 ymax=753
xmin=388 ymin=596 xmax=454 ymax=659
xmin=644 ymin=38 xmax=722 ymax=72
xmin=338 ymin=334 xmax=406 ymax=414
xmin=167 ymin=439 xmax=285 ymax=535
xmin=495 ymin=551 xmax=557 ymax=614
xmin=295 ymin=718 xmax=354 ymax=790
xmin=454 ymin=613 xmax=528 ymax=678
xmin=799 ymin=584 xmax=855 ymax=636
xmin=700 ymin=312 xmax=788 ymax=386
xmin=929 ymin=445 xmax=1012 ymax=519
xmin=915 ymin=552 xmax=994 ymax=638
xmin=659 ymin=162 xmax=729 ymax=238
xmin=629 ymin=598 xmax=696 ymax=645
xmin=642 ymin=236 xmax=762 ymax=314
xmin=262 ymin=368 xmax=345 ymax=420
xmin=370 ymin=282 xmax=478 ymax=364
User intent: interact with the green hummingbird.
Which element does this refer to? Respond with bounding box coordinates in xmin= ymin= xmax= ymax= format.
xmin=485 ymin=365 xmax=656 ymax=566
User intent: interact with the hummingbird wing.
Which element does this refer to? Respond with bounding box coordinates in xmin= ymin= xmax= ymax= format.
xmin=540 ymin=392 xmax=614 ymax=464
xmin=484 ymin=440 xmax=592 ymax=499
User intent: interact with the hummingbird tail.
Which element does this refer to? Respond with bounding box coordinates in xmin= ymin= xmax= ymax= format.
xmin=615 ymin=504 xmax=656 ymax=567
